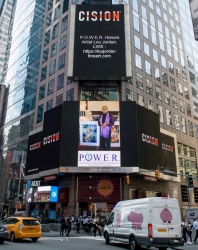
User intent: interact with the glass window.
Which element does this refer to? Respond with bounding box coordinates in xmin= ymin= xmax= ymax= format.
xmin=144 ymin=42 xmax=150 ymax=56
xmin=173 ymin=1 xmax=177 ymax=10
xmin=169 ymin=61 xmax=174 ymax=74
xmin=133 ymin=15 xmax=139 ymax=32
xmin=165 ymin=26 xmax=170 ymax=39
xmin=41 ymin=66 xmax=47 ymax=81
xmin=186 ymin=103 xmax=191 ymax=116
xmin=182 ymin=70 xmax=187 ymax=83
xmin=60 ymin=34 xmax=67 ymax=50
xmin=46 ymin=99 xmax=53 ymax=111
xmin=132 ymin=0 xmax=138 ymax=13
xmin=170 ymin=19 xmax=174 ymax=29
xmin=149 ymin=0 xmax=153 ymax=9
xmin=156 ymin=85 xmax=162 ymax=100
xmin=143 ymin=23 xmax=148 ymax=38
xmin=167 ymin=42 xmax=172 ymax=57
xmin=156 ymin=6 xmax=161 ymax=16
xmin=188 ymin=121 xmax=194 ymax=137
xmin=145 ymin=60 xmax=151 ymax=75
xmin=150 ymin=13 xmax=155 ymax=27
xmin=176 ymin=66 xmax=181 ymax=78
xmin=42 ymin=48 xmax=49 ymax=63
xmin=159 ymin=36 xmax=165 ymax=51
xmin=179 ymin=99 xmax=184 ymax=113
xmin=46 ymin=12 xmax=52 ymax=27
xmin=57 ymin=73 xmax=64 ymax=90
xmin=172 ymin=32 xmax=176 ymax=45
xmin=174 ymin=48 xmax=178 ymax=62
xmin=135 ymin=54 xmax=142 ymax=69
xmin=66 ymin=88 xmax=74 ymax=101
xmin=181 ymin=117 xmax=186 ymax=133
xmin=184 ymin=87 xmax=189 ymax=100
xmin=192 ymin=87 xmax=198 ymax=98
xmin=166 ymin=109 xmax=172 ymax=126
xmin=161 ymin=55 xmax=166 ymax=68
xmin=126 ymin=88 xmax=133 ymax=101
xmin=54 ymin=5 xmax=60 ymax=20
xmin=164 ymin=90 xmax=170 ymax=104
xmin=48 ymin=0 xmax=53 ymax=10
xmin=178 ymin=82 xmax=183 ymax=95
xmin=172 ymin=94 xmax=178 ymax=109
xmin=163 ymin=13 xmax=168 ymax=23
xmin=48 ymin=79 xmax=55 ymax=95
xmin=178 ymin=38 xmax=183 ymax=50
xmin=52 ymin=23 xmax=59 ymax=40
xmin=176 ymin=25 xmax=181 ymax=35
xmin=58 ymin=53 xmax=66 ymax=70
xmin=174 ymin=114 xmax=180 ymax=130
xmin=170 ymin=77 xmax=176 ymax=91
xmin=44 ymin=30 xmax=50 ymax=46
xmin=134 ymin=35 xmax=140 ymax=50
xmin=56 ymin=94 xmax=63 ymax=106
xmin=157 ymin=104 xmax=164 ymax=123
xmin=146 ymin=79 xmax=153 ymax=95
xmin=153 ymin=49 xmax=158 ymax=62
xmin=141 ymin=5 xmax=147 ymax=20
xmin=61 ymin=16 xmax=68 ymax=32
xmin=154 ymin=66 xmax=160 ymax=81
xmin=136 ymin=73 xmax=143 ymax=90
xmin=158 ymin=20 xmax=163 ymax=33
xmin=162 ymin=72 xmax=168 ymax=86
xmin=37 ymin=104 xmax=44 ymax=123
xmin=189 ymin=71 xmax=196 ymax=84
xmin=168 ymin=7 xmax=173 ymax=16
xmin=49 ymin=60 xmax=56 ymax=75
xmin=180 ymin=53 xmax=185 ymax=67
xmin=151 ymin=29 xmax=157 ymax=45
xmin=175 ymin=13 xmax=179 ymax=22
xmin=39 ymin=85 xmax=45 ymax=100
xmin=137 ymin=94 xmax=144 ymax=106
xmin=51 ymin=42 xmax=57 ymax=57
xmin=162 ymin=0 xmax=166 ymax=10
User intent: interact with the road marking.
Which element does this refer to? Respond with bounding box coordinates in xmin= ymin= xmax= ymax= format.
xmin=41 ymin=236 xmax=104 ymax=241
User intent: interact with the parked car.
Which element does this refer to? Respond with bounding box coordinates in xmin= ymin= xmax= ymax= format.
xmin=2 ymin=217 xmax=42 ymax=242
xmin=0 ymin=224 xmax=9 ymax=243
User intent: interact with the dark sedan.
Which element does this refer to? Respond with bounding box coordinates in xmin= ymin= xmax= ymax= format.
xmin=0 ymin=224 xmax=9 ymax=243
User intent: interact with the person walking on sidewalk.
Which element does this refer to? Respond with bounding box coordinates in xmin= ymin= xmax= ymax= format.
xmin=76 ymin=216 xmax=81 ymax=233
xmin=187 ymin=220 xmax=193 ymax=244
xmin=93 ymin=218 xmax=101 ymax=237
xmin=193 ymin=218 xmax=198 ymax=243
xmin=181 ymin=220 xmax=187 ymax=244
xmin=66 ymin=217 xmax=72 ymax=236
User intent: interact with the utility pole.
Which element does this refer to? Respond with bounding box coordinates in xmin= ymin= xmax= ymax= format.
xmin=183 ymin=160 xmax=190 ymax=208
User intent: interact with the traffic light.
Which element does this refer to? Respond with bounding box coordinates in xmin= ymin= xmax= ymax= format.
xmin=126 ymin=174 xmax=130 ymax=184
xmin=187 ymin=176 xmax=194 ymax=190
xmin=18 ymin=203 xmax=22 ymax=209
xmin=155 ymin=170 xmax=160 ymax=179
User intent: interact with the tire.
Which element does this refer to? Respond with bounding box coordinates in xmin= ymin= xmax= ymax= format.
xmin=0 ymin=238 xmax=4 ymax=243
xmin=10 ymin=232 xmax=15 ymax=242
xmin=104 ymin=232 xmax=110 ymax=245
xmin=32 ymin=238 xmax=38 ymax=242
xmin=129 ymin=237 xmax=141 ymax=250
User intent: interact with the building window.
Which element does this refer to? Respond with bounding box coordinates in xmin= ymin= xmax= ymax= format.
xmin=145 ymin=60 xmax=151 ymax=75
xmin=154 ymin=67 xmax=160 ymax=81
xmin=58 ymin=53 xmax=66 ymax=70
xmin=156 ymin=85 xmax=162 ymax=100
xmin=178 ymin=82 xmax=183 ymax=95
xmin=156 ymin=6 xmax=161 ymax=16
xmin=146 ymin=79 xmax=153 ymax=95
xmin=51 ymin=42 xmax=57 ymax=57
xmin=176 ymin=66 xmax=181 ymax=78
xmin=135 ymin=54 xmax=142 ymax=69
xmin=66 ymin=88 xmax=74 ymax=101
xmin=159 ymin=36 xmax=165 ymax=51
xmin=162 ymin=0 xmax=166 ymax=10
xmin=137 ymin=94 xmax=144 ymax=106
xmin=158 ymin=20 xmax=163 ymax=33
xmin=37 ymin=104 xmax=44 ymax=123
xmin=144 ymin=42 xmax=150 ymax=56
xmin=57 ymin=73 xmax=64 ymax=90
xmin=46 ymin=99 xmax=53 ymax=111
xmin=151 ymin=29 xmax=157 ymax=45
xmin=164 ymin=90 xmax=170 ymax=105
xmin=148 ymin=100 xmax=154 ymax=111
xmin=170 ymin=19 xmax=174 ymax=29
xmin=184 ymin=87 xmax=189 ymax=100
xmin=172 ymin=95 xmax=178 ymax=109
xmin=172 ymin=32 xmax=176 ymax=45
xmin=54 ymin=5 xmax=60 ymax=20
xmin=143 ymin=23 xmax=149 ymax=39
xmin=48 ymin=0 xmax=53 ymax=10
xmin=153 ymin=49 xmax=158 ymax=62
xmin=179 ymin=99 xmax=184 ymax=113
xmin=157 ymin=104 xmax=164 ymax=123
xmin=39 ymin=85 xmax=45 ymax=100
xmin=48 ymin=79 xmax=55 ymax=95
xmin=52 ymin=23 xmax=59 ymax=40
xmin=189 ymin=71 xmax=196 ymax=84
xmin=126 ymin=88 xmax=133 ymax=101
xmin=162 ymin=72 xmax=168 ymax=86
xmin=150 ymin=13 xmax=155 ymax=27
xmin=174 ymin=48 xmax=179 ymax=62
xmin=42 ymin=48 xmax=49 ymax=63
xmin=188 ymin=121 xmax=194 ymax=137
xmin=170 ymin=77 xmax=176 ymax=91
xmin=167 ymin=42 xmax=172 ymax=57
xmin=149 ymin=0 xmax=153 ymax=9
xmin=182 ymin=70 xmax=187 ymax=83
xmin=165 ymin=26 xmax=170 ymax=39
xmin=46 ymin=12 xmax=52 ymax=27
xmin=61 ymin=15 xmax=68 ymax=32
xmin=174 ymin=114 xmax=180 ymax=130
xmin=166 ymin=109 xmax=172 ymax=126
xmin=56 ymin=93 xmax=63 ymax=106
xmin=141 ymin=5 xmax=147 ymax=20
xmin=181 ymin=117 xmax=186 ymax=133
xmin=136 ymin=73 xmax=143 ymax=90
xmin=163 ymin=13 xmax=168 ymax=23
xmin=161 ymin=55 xmax=166 ymax=68
xmin=132 ymin=0 xmax=138 ymax=13
xmin=44 ymin=30 xmax=50 ymax=46
xmin=134 ymin=35 xmax=140 ymax=50
xmin=60 ymin=35 xmax=67 ymax=50
xmin=169 ymin=61 xmax=174 ymax=74
xmin=186 ymin=103 xmax=191 ymax=116
xmin=41 ymin=66 xmax=47 ymax=81
xmin=181 ymin=186 xmax=188 ymax=202
xmin=49 ymin=60 xmax=56 ymax=75
xmin=133 ymin=15 xmax=139 ymax=32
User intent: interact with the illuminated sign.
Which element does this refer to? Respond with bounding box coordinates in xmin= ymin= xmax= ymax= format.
xmin=26 ymin=186 xmax=58 ymax=203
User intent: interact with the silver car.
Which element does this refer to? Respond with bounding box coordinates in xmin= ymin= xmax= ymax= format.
xmin=0 ymin=224 xmax=9 ymax=243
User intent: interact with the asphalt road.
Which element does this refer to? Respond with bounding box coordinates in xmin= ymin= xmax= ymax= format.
xmin=1 ymin=236 xmax=198 ymax=250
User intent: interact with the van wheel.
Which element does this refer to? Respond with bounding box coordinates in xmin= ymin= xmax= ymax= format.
xmin=104 ymin=232 xmax=110 ymax=245
xmin=10 ymin=232 xmax=15 ymax=242
xmin=129 ymin=237 xmax=141 ymax=250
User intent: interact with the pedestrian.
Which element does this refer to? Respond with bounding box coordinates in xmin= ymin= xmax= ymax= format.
xmin=60 ymin=217 xmax=66 ymax=236
xmin=87 ymin=216 xmax=93 ymax=235
xmin=83 ymin=216 xmax=88 ymax=232
xmin=45 ymin=217 xmax=48 ymax=224
xmin=76 ymin=216 xmax=81 ymax=233
xmin=66 ymin=217 xmax=71 ymax=236
xmin=181 ymin=220 xmax=187 ymax=244
xmin=193 ymin=218 xmax=198 ymax=243
xmin=93 ymin=218 xmax=101 ymax=237
xmin=187 ymin=220 xmax=192 ymax=244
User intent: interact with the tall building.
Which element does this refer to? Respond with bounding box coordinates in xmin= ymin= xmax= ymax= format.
xmin=0 ymin=0 xmax=197 ymax=218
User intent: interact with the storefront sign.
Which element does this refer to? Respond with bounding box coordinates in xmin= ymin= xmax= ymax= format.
xmin=31 ymin=181 xmax=41 ymax=187
xmin=144 ymin=175 xmax=157 ymax=182
xmin=43 ymin=175 xmax=57 ymax=181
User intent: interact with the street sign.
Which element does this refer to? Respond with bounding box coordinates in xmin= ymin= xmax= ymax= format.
xmin=144 ymin=176 xmax=157 ymax=182
xmin=187 ymin=176 xmax=194 ymax=190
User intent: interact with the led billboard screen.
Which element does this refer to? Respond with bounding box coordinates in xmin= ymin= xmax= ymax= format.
xmin=26 ymin=186 xmax=58 ymax=203
xmin=189 ymin=0 xmax=198 ymax=40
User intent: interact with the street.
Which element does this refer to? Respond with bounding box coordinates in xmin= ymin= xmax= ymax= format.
xmin=1 ymin=236 xmax=198 ymax=250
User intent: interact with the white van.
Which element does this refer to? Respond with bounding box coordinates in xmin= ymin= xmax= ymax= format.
xmin=104 ymin=197 xmax=184 ymax=250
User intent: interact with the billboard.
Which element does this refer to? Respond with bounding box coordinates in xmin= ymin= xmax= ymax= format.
xmin=72 ymin=5 xmax=127 ymax=80
xmin=189 ymin=0 xmax=198 ymax=40
xmin=26 ymin=186 xmax=58 ymax=203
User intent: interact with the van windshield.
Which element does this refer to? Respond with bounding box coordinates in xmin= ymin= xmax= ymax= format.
xmin=106 ymin=212 xmax=114 ymax=225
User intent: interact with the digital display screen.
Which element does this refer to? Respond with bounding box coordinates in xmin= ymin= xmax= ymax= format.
xmin=26 ymin=186 xmax=58 ymax=203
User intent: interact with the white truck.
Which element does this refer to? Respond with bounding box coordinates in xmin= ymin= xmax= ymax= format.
xmin=185 ymin=208 xmax=198 ymax=223
xmin=104 ymin=197 xmax=184 ymax=250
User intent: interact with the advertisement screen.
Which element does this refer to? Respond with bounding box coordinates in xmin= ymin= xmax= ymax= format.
xmin=73 ymin=5 xmax=126 ymax=79
xmin=78 ymin=101 xmax=120 ymax=167
xmin=27 ymin=186 xmax=58 ymax=203
xmin=189 ymin=0 xmax=198 ymax=40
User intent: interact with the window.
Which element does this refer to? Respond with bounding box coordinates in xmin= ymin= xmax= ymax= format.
xmin=192 ymin=87 xmax=198 ymax=98
xmin=176 ymin=25 xmax=181 ymax=34
xmin=141 ymin=5 xmax=147 ymax=20
xmin=176 ymin=66 xmax=181 ymax=78
xmin=157 ymin=104 xmax=164 ymax=123
xmin=178 ymin=82 xmax=183 ymax=95
xmin=133 ymin=15 xmax=139 ymax=32
xmin=56 ymin=94 xmax=63 ymax=106
xmin=46 ymin=99 xmax=53 ymax=111
xmin=44 ymin=30 xmax=50 ymax=46
xmin=178 ymin=38 xmax=183 ymax=51
xmin=172 ymin=94 xmax=178 ymax=109
xmin=161 ymin=55 xmax=166 ymax=68
xmin=182 ymin=70 xmax=187 ymax=83
xmin=162 ymin=0 xmax=166 ymax=10
xmin=148 ymin=100 xmax=154 ymax=111
xmin=168 ymin=7 xmax=173 ymax=16
xmin=149 ymin=0 xmax=153 ymax=9
xmin=166 ymin=109 xmax=172 ymax=126
xmin=58 ymin=53 xmax=66 ymax=69
xmin=132 ymin=0 xmax=138 ymax=13
xmin=159 ymin=36 xmax=165 ymax=51
xmin=66 ymin=88 xmax=74 ymax=101
xmin=54 ymin=5 xmax=60 ymax=20
xmin=158 ymin=20 xmax=163 ymax=33
xmin=144 ymin=42 xmax=150 ymax=56
xmin=37 ymin=104 xmax=44 ymax=123
xmin=164 ymin=90 xmax=170 ymax=104
xmin=163 ymin=13 xmax=168 ymax=23
xmin=61 ymin=16 xmax=68 ymax=32
xmin=146 ymin=79 xmax=153 ymax=95
xmin=162 ymin=72 xmax=168 ymax=86
xmin=174 ymin=48 xmax=178 ymax=62
xmin=174 ymin=114 xmax=180 ymax=129
xmin=169 ymin=61 xmax=174 ymax=74
xmin=137 ymin=94 xmax=144 ymax=106
xmin=48 ymin=79 xmax=55 ymax=95
xmin=170 ymin=19 xmax=174 ymax=29
xmin=188 ymin=121 xmax=194 ymax=137
xmin=175 ymin=13 xmax=179 ymax=22
xmin=189 ymin=71 xmax=196 ymax=84
xmin=179 ymin=99 xmax=184 ymax=113
xmin=135 ymin=54 xmax=142 ymax=69
xmin=46 ymin=12 xmax=52 ymax=27
xmin=184 ymin=87 xmax=189 ymax=100
xmin=153 ymin=49 xmax=158 ymax=62
xmin=173 ymin=1 xmax=177 ymax=10
xmin=150 ymin=13 xmax=155 ymax=27
xmin=145 ymin=60 xmax=151 ymax=75
xmin=134 ymin=35 xmax=140 ymax=50
xmin=60 ymin=35 xmax=67 ymax=50
xmin=154 ymin=67 xmax=160 ymax=81
xmin=151 ymin=29 xmax=157 ymax=45
xmin=156 ymin=85 xmax=162 ymax=100
xmin=180 ymin=54 xmax=185 ymax=68
xmin=143 ymin=23 xmax=148 ymax=38
xmin=49 ymin=60 xmax=56 ymax=75
xmin=39 ymin=85 xmax=45 ymax=100
xmin=165 ymin=26 xmax=170 ymax=39
xmin=136 ymin=73 xmax=143 ymax=90
xmin=181 ymin=117 xmax=186 ymax=133
xmin=172 ymin=32 xmax=176 ymax=45
xmin=156 ymin=6 xmax=161 ymax=16
xmin=41 ymin=66 xmax=47 ymax=81
xmin=48 ymin=0 xmax=53 ymax=10
xmin=126 ymin=88 xmax=133 ymax=101
xmin=51 ymin=42 xmax=57 ymax=57
xmin=186 ymin=103 xmax=191 ymax=116
xmin=52 ymin=23 xmax=59 ymax=40
xmin=42 ymin=48 xmax=49 ymax=63
xmin=167 ymin=42 xmax=172 ymax=57
xmin=170 ymin=77 xmax=176 ymax=91
xmin=57 ymin=73 xmax=64 ymax=90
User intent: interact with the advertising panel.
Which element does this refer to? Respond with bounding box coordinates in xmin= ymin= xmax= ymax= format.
xmin=77 ymin=174 xmax=121 ymax=202
xmin=26 ymin=186 xmax=58 ymax=203
xmin=73 ymin=5 xmax=126 ymax=79
xmin=78 ymin=101 xmax=120 ymax=167
xmin=189 ymin=0 xmax=198 ymax=40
